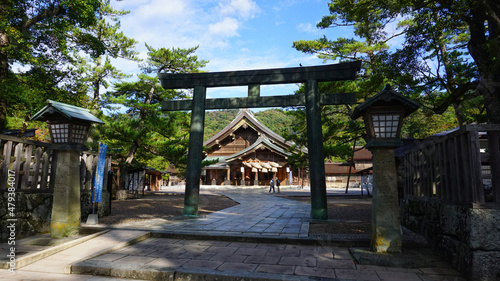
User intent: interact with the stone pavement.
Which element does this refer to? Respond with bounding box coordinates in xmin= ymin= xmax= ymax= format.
xmin=116 ymin=186 xmax=312 ymax=239
xmin=0 ymin=186 xmax=466 ymax=280
xmin=1 ymin=229 xmax=150 ymax=280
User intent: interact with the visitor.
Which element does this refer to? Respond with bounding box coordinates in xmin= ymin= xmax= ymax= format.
xmin=269 ymin=178 xmax=275 ymax=193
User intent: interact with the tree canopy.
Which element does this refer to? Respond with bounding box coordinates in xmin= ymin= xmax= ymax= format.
xmin=0 ymin=0 xmax=105 ymax=131
xmin=295 ymin=0 xmax=498 ymax=125
xmin=98 ymin=45 xmax=207 ymax=180
xmin=289 ymin=0 xmax=498 ymax=161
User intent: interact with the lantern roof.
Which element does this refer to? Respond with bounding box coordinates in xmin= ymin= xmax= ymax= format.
xmin=351 ymin=84 xmax=420 ymax=120
xmin=31 ymin=100 xmax=104 ymax=124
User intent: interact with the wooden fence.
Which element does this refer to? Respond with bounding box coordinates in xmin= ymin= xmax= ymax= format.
xmin=402 ymin=124 xmax=500 ymax=205
xmin=0 ymin=134 xmax=111 ymax=192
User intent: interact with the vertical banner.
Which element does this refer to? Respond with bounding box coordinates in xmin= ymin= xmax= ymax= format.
xmin=92 ymin=143 xmax=107 ymax=203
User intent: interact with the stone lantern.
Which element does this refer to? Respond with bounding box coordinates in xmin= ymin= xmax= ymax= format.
xmin=31 ymin=100 xmax=104 ymax=238
xmin=351 ymin=84 xmax=420 ymax=253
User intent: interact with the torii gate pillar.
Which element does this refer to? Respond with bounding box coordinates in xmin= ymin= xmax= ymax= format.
xmin=183 ymin=86 xmax=206 ymax=216
xmin=305 ymin=80 xmax=328 ymax=219
xmin=160 ymin=61 xmax=361 ymax=219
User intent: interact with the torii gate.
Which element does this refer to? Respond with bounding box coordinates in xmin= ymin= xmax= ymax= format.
xmin=159 ymin=61 xmax=361 ymax=220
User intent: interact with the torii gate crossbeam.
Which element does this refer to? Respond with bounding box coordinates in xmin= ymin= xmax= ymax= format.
xmin=159 ymin=61 xmax=361 ymax=220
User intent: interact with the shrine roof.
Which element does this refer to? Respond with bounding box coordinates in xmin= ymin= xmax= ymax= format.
xmin=225 ymin=136 xmax=291 ymax=163
xmin=203 ymin=109 xmax=294 ymax=150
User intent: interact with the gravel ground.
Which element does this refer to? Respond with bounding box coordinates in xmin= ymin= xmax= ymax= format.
xmin=98 ymin=192 xmax=239 ymax=226
xmin=283 ymin=195 xmax=372 ymax=235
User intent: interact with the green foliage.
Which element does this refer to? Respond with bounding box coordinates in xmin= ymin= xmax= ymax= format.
xmin=204 ymin=109 xmax=239 ymax=141
xmin=0 ymin=0 xmax=112 ymax=131
xmin=290 ymin=0 xmax=495 ymax=155
xmin=99 ymin=45 xmax=207 ymax=179
xmin=254 ymin=109 xmax=294 ymax=137
xmin=307 ymin=0 xmax=497 ymax=125
xmin=75 ymin=0 xmax=139 ymax=103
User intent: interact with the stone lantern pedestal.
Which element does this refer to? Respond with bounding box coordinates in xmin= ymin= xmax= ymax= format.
xmin=50 ymin=149 xmax=81 ymax=238
xmin=369 ymin=147 xmax=402 ymax=253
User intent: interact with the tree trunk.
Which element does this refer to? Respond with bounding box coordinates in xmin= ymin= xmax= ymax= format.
xmin=465 ymin=3 xmax=500 ymax=124
xmin=480 ymin=77 xmax=500 ymax=124
xmin=0 ymin=30 xmax=9 ymax=132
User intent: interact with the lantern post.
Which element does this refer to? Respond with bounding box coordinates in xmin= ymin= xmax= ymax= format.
xmin=351 ymin=85 xmax=420 ymax=253
xmin=31 ymin=100 xmax=104 ymax=238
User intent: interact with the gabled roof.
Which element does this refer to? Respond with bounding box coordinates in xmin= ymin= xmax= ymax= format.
xmin=203 ymin=109 xmax=293 ymax=150
xmin=31 ymin=100 xmax=104 ymax=124
xmin=225 ymin=136 xmax=291 ymax=163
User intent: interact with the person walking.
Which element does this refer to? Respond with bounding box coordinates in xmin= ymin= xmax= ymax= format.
xmin=269 ymin=178 xmax=275 ymax=193
xmin=276 ymin=178 xmax=280 ymax=193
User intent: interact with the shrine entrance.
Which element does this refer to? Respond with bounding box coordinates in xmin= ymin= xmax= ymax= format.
xmin=159 ymin=61 xmax=361 ymax=219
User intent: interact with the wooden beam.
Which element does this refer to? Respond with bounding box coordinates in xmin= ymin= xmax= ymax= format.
xmin=162 ymin=93 xmax=356 ymax=111
xmin=158 ymin=61 xmax=361 ymax=89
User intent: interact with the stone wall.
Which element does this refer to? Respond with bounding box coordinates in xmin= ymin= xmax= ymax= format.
xmin=401 ymin=196 xmax=500 ymax=281
xmin=0 ymin=191 xmax=110 ymax=243
xmin=0 ymin=192 xmax=52 ymax=242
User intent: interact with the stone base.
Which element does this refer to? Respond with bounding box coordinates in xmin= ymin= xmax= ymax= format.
xmin=50 ymin=220 xmax=79 ymax=238
xmin=86 ymin=214 xmax=99 ymax=225
xmin=116 ymin=190 xmax=127 ymax=200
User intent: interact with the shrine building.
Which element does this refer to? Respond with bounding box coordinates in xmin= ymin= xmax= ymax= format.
xmin=201 ymin=109 xmax=372 ymax=187
xmin=202 ymin=109 xmax=298 ymax=186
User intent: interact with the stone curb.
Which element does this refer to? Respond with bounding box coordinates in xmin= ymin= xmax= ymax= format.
xmin=0 ymin=229 xmax=109 ymax=270
xmin=71 ymin=259 xmax=318 ymax=281
xmin=64 ymin=230 xmax=151 ymax=273
xmin=150 ymin=230 xmax=371 ymax=247
xmin=80 ymin=226 xmax=372 ymax=248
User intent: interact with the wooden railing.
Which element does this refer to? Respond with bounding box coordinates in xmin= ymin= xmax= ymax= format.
xmin=402 ymin=124 xmax=500 ymax=205
xmin=0 ymin=135 xmax=54 ymax=191
xmin=0 ymin=135 xmax=111 ymax=192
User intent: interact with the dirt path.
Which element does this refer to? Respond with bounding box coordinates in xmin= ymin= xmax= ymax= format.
xmin=98 ymin=193 xmax=239 ymax=226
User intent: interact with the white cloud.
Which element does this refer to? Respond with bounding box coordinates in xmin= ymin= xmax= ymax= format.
xmin=104 ymin=0 xmax=329 ymax=100
xmin=272 ymin=0 xmax=297 ymax=12
xmin=134 ymin=0 xmax=187 ymax=21
xmin=209 ymin=17 xmax=240 ymax=37
xmin=297 ymin=22 xmax=319 ymax=34
xmin=217 ymin=0 xmax=261 ymax=19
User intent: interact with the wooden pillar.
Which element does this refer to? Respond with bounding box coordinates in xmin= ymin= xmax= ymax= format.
xmin=488 ymin=131 xmax=500 ymax=203
xmin=225 ymin=168 xmax=231 ymax=185
xmin=183 ymin=85 xmax=206 ymax=217
xmin=305 ymin=79 xmax=328 ymax=220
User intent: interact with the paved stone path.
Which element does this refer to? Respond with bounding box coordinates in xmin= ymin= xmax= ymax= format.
xmin=100 ymin=186 xmax=312 ymax=239
xmin=73 ymin=236 xmax=465 ymax=281
xmin=150 ymin=188 xmax=311 ymax=238
xmin=0 ymin=186 xmax=466 ymax=280
xmin=1 ymin=230 xmax=149 ymax=281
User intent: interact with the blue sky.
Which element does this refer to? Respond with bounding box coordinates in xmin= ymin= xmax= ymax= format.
xmin=112 ymin=0 xmax=349 ymax=100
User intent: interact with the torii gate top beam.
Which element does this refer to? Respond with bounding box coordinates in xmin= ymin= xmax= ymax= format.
xmin=158 ymin=61 xmax=361 ymax=89
xmin=159 ymin=61 xmax=361 ymax=111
